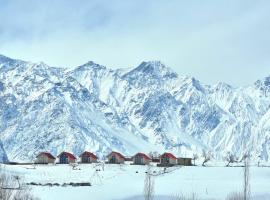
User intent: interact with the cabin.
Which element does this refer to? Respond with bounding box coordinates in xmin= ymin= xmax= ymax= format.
xmin=158 ymin=152 xmax=177 ymax=167
xmin=132 ymin=153 xmax=151 ymax=165
xmin=177 ymin=157 xmax=192 ymax=166
xmin=79 ymin=151 xmax=98 ymax=163
xmin=107 ymin=151 xmax=125 ymax=164
xmin=35 ymin=152 xmax=56 ymax=164
xmin=57 ymin=152 xmax=76 ymax=164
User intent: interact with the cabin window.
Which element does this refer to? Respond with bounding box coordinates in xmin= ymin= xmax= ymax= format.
xmin=162 ymin=157 xmax=169 ymax=164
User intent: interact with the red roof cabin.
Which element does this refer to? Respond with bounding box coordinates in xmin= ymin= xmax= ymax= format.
xmin=79 ymin=151 xmax=98 ymax=163
xmin=132 ymin=153 xmax=151 ymax=165
xmin=57 ymin=152 xmax=76 ymax=164
xmin=35 ymin=152 xmax=56 ymax=164
xmin=158 ymin=152 xmax=177 ymax=167
xmin=107 ymin=151 xmax=125 ymax=164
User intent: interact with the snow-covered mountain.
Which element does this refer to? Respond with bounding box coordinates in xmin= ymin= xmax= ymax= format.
xmin=0 ymin=54 xmax=269 ymax=162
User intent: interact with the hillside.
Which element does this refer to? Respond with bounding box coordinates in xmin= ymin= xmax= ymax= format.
xmin=0 ymin=54 xmax=269 ymax=162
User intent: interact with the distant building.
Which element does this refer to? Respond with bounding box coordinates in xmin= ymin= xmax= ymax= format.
xmin=35 ymin=152 xmax=56 ymax=164
xmin=158 ymin=153 xmax=177 ymax=167
xmin=132 ymin=153 xmax=151 ymax=165
xmin=124 ymin=156 xmax=132 ymax=162
xmin=151 ymin=157 xmax=160 ymax=163
xmin=177 ymin=157 xmax=192 ymax=166
xmin=57 ymin=152 xmax=76 ymax=164
xmin=107 ymin=151 xmax=125 ymax=164
xmin=79 ymin=151 xmax=98 ymax=163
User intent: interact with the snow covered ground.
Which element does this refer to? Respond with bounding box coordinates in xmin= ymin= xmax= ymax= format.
xmin=2 ymin=163 xmax=270 ymax=200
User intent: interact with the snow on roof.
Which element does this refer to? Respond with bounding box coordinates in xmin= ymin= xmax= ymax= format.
xmin=107 ymin=151 xmax=125 ymax=159
xmin=161 ymin=152 xmax=177 ymax=159
xmin=79 ymin=151 xmax=98 ymax=159
xmin=134 ymin=153 xmax=151 ymax=160
xmin=57 ymin=152 xmax=76 ymax=160
xmin=37 ymin=152 xmax=56 ymax=159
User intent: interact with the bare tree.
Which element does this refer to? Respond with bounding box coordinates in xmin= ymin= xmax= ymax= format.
xmin=225 ymin=152 xmax=237 ymax=167
xmin=239 ymin=152 xmax=249 ymax=163
xmin=202 ymin=150 xmax=211 ymax=167
xmin=226 ymin=152 xmax=251 ymax=200
xmin=0 ymin=166 xmax=39 ymax=200
xmin=171 ymin=192 xmax=198 ymax=200
xmin=257 ymin=155 xmax=261 ymax=167
xmin=144 ymin=165 xmax=154 ymax=200
xmin=225 ymin=192 xmax=243 ymax=200
xmin=0 ymin=171 xmax=13 ymax=200
xmin=243 ymin=155 xmax=251 ymax=200
xmin=149 ymin=151 xmax=160 ymax=161
xmin=192 ymin=154 xmax=198 ymax=166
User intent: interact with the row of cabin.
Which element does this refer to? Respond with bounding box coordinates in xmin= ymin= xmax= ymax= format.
xmin=35 ymin=151 xmax=97 ymax=164
xmin=35 ymin=151 xmax=192 ymax=166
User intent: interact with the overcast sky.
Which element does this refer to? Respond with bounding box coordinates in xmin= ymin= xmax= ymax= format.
xmin=0 ymin=0 xmax=269 ymax=86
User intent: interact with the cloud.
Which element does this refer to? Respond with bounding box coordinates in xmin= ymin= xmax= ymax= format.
xmin=0 ymin=0 xmax=269 ymax=86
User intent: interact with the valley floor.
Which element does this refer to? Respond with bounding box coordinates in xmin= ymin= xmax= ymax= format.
xmin=2 ymin=163 xmax=270 ymax=200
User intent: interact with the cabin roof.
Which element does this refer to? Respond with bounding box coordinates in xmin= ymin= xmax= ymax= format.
xmin=37 ymin=152 xmax=56 ymax=160
xmin=107 ymin=151 xmax=125 ymax=159
xmin=134 ymin=153 xmax=151 ymax=160
xmin=161 ymin=152 xmax=177 ymax=160
xmin=57 ymin=151 xmax=76 ymax=160
xmin=79 ymin=151 xmax=98 ymax=159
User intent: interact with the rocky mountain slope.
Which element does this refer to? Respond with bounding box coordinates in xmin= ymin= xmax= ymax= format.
xmin=0 ymin=54 xmax=269 ymax=162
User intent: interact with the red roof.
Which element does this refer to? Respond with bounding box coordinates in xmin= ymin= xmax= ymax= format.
xmin=37 ymin=152 xmax=56 ymax=160
xmin=79 ymin=151 xmax=98 ymax=159
xmin=108 ymin=151 xmax=125 ymax=160
xmin=161 ymin=152 xmax=177 ymax=160
xmin=134 ymin=153 xmax=151 ymax=160
xmin=57 ymin=152 xmax=76 ymax=160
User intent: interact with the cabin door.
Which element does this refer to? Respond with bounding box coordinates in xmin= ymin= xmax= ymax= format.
xmin=162 ymin=157 xmax=169 ymax=164
xmin=82 ymin=156 xmax=89 ymax=163
xmin=135 ymin=156 xmax=143 ymax=164
xmin=60 ymin=155 xmax=68 ymax=164
xmin=111 ymin=155 xmax=116 ymax=163
xmin=41 ymin=156 xmax=46 ymax=164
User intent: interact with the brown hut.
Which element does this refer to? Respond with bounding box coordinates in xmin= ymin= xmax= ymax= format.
xmin=158 ymin=152 xmax=177 ymax=167
xmin=35 ymin=152 xmax=56 ymax=164
xmin=177 ymin=157 xmax=192 ymax=166
xmin=107 ymin=151 xmax=125 ymax=164
xmin=132 ymin=153 xmax=151 ymax=165
xmin=57 ymin=152 xmax=76 ymax=164
xmin=79 ymin=151 xmax=98 ymax=163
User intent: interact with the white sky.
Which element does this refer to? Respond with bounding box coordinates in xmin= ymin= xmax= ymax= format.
xmin=0 ymin=0 xmax=269 ymax=86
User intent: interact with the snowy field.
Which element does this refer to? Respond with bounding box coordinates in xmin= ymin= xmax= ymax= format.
xmin=2 ymin=163 xmax=270 ymax=200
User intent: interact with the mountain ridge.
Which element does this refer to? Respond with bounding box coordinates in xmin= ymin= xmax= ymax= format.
xmin=0 ymin=54 xmax=269 ymax=162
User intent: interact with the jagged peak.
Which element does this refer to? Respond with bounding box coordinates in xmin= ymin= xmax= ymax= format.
xmin=255 ymin=76 xmax=270 ymax=87
xmin=213 ymin=82 xmax=233 ymax=90
xmin=0 ymin=54 xmax=28 ymax=64
xmin=84 ymin=60 xmax=98 ymax=66
xmin=136 ymin=60 xmax=169 ymax=72
xmin=180 ymin=76 xmax=205 ymax=92
xmin=253 ymin=76 xmax=270 ymax=96
xmin=0 ymin=54 xmax=17 ymax=63
xmin=0 ymin=54 xmax=10 ymax=59
xmin=72 ymin=60 xmax=107 ymax=72
xmin=125 ymin=60 xmax=178 ymax=79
